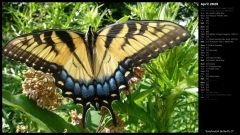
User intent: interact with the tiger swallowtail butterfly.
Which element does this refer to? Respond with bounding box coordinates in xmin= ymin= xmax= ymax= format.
xmin=3 ymin=20 xmax=190 ymax=127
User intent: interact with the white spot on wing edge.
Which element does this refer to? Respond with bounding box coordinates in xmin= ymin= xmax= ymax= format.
xmin=76 ymin=97 xmax=81 ymax=101
xmin=111 ymin=94 xmax=117 ymax=97
xmin=103 ymin=100 xmax=108 ymax=104
xmin=119 ymin=85 xmax=126 ymax=90
xmin=154 ymin=48 xmax=160 ymax=52
xmin=58 ymin=81 xmax=64 ymax=86
xmin=162 ymin=44 xmax=167 ymax=48
xmin=124 ymin=71 xmax=130 ymax=77
xmin=65 ymin=91 xmax=72 ymax=95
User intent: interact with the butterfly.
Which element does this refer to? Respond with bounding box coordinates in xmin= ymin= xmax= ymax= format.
xmin=3 ymin=20 xmax=190 ymax=127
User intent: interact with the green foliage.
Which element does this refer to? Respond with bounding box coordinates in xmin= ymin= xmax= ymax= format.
xmin=2 ymin=2 xmax=198 ymax=133
xmin=3 ymin=90 xmax=80 ymax=132
xmin=120 ymin=2 xmax=198 ymax=133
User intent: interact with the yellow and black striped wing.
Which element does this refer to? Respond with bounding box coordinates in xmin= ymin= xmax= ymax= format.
xmin=3 ymin=30 xmax=94 ymax=94
xmin=3 ymin=21 xmax=190 ymax=127
xmin=96 ymin=20 xmax=190 ymax=69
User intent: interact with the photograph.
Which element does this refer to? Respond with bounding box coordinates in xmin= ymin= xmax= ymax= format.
xmin=2 ymin=2 xmax=199 ymax=133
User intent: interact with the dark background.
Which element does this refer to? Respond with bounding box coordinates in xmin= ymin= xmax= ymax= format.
xmin=199 ymin=1 xmax=239 ymax=134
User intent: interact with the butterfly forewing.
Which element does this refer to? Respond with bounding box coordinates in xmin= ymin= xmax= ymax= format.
xmin=97 ymin=20 xmax=190 ymax=68
xmin=3 ymin=30 xmax=95 ymax=89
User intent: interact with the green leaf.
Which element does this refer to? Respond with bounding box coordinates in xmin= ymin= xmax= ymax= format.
xmin=2 ymin=90 xmax=80 ymax=133
xmin=115 ymin=15 xmax=129 ymax=23
xmin=133 ymin=88 xmax=152 ymax=106
xmin=86 ymin=110 xmax=101 ymax=132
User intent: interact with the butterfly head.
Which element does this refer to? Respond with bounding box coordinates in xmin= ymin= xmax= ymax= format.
xmin=86 ymin=26 xmax=96 ymax=47
xmin=85 ymin=26 xmax=96 ymax=67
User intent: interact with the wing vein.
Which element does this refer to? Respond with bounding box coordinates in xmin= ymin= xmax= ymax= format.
xmin=73 ymin=52 xmax=94 ymax=79
xmin=96 ymin=37 xmax=109 ymax=78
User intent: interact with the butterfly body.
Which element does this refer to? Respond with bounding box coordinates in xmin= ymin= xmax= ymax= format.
xmin=3 ymin=20 xmax=190 ymax=127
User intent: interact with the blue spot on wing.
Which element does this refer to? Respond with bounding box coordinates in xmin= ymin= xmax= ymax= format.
xmin=123 ymin=58 xmax=132 ymax=66
xmin=103 ymin=82 xmax=109 ymax=96
xmin=64 ymin=77 xmax=74 ymax=89
xmin=82 ymin=85 xmax=88 ymax=98
xmin=97 ymin=84 xmax=108 ymax=96
xmin=81 ymin=84 xmax=95 ymax=99
xmin=115 ymin=71 xmax=125 ymax=84
xmin=96 ymin=84 xmax=102 ymax=96
xmin=119 ymin=66 xmax=126 ymax=73
xmin=60 ymin=70 xmax=67 ymax=80
xmin=109 ymin=78 xmax=117 ymax=92
xmin=88 ymin=85 xmax=95 ymax=97
xmin=50 ymin=64 xmax=58 ymax=70
xmin=74 ymin=83 xmax=81 ymax=96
